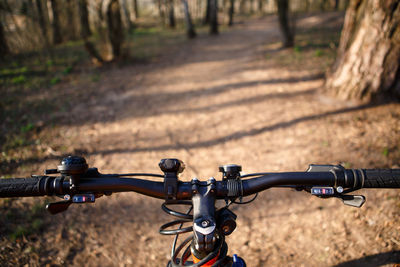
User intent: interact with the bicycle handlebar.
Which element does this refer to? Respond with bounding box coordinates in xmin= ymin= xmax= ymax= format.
xmin=1 ymin=168 xmax=399 ymax=199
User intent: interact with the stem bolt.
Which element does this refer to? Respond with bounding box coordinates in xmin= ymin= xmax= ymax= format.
xmin=201 ymin=220 xmax=209 ymax=227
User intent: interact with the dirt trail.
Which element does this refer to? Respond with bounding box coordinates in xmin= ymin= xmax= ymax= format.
xmin=6 ymin=14 xmax=400 ymax=266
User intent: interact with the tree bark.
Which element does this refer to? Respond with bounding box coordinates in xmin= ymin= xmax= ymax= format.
xmin=35 ymin=0 xmax=49 ymax=44
xmin=107 ymin=0 xmax=124 ymax=59
xmin=0 ymin=20 xmax=8 ymax=58
xmin=79 ymin=0 xmax=103 ymax=63
xmin=334 ymin=0 xmax=339 ymax=10
xmin=50 ymin=0 xmax=62 ymax=44
xmin=209 ymin=0 xmax=218 ymax=34
xmin=168 ymin=0 xmax=175 ymax=28
xmin=132 ymin=0 xmax=139 ymax=18
xmin=239 ymin=0 xmax=245 ymax=14
xmin=122 ymin=0 xmax=134 ymax=31
xmin=66 ymin=0 xmax=78 ymax=40
xmin=258 ymin=0 xmax=264 ymax=14
xmin=228 ymin=0 xmax=234 ymax=26
xmin=275 ymin=0 xmax=294 ymax=47
xmin=181 ymin=0 xmax=196 ymax=38
xmin=78 ymin=0 xmax=91 ymax=38
xmin=204 ymin=0 xmax=210 ymax=24
xmin=250 ymin=0 xmax=254 ymax=13
xmin=325 ymin=0 xmax=400 ymax=101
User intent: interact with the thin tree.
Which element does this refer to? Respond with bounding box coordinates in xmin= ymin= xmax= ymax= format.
xmin=107 ymin=0 xmax=124 ymax=59
xmin=209 ymin=0 xmax=218 ymax=34
xmin=157 ymin=0 xmax=165 ymax=23
xmin=132 ymin=0 xmax=139 ymax=19
xmin=50 ymin=0 xmax=62 ymax=44
xmin=258 ymin=0 xmax=264 ymax=14
xmin=181 ymin=0 xmax=196 ymax=38
xmin=275 ymin=0 xmax=294 ymax=47
xmin=35 ymin=0 xmax=49 ymax=45
xmin=228 ymin=0 xmax=234 ymax=26
xmin=204 ymin=0 xmax=210 ymax=24
xmin=0 ymin=20 xmax=8 ymax=58
xmin=167 ymin=0 xmax=175 ymax=28
xmin=334 ymin=0 xmax=339 ymax=10
xmin=325 ymin=0 xmax=400 ymax=101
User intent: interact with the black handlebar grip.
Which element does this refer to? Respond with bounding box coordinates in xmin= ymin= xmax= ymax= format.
xmin=0 ymin=177 xmax=49 ymax=198
xmin=362 ymin=169 xmax=400 ymax=188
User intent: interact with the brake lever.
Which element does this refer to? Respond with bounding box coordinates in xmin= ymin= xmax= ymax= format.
xmin=46 ymin=193 xmax=98 ymax=214
xmin=46 ymin=200 xmax=72 ymax=214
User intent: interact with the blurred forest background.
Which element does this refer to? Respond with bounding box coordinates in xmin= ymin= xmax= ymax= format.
xmin=1 ymin=0 xmax=400 ymax=266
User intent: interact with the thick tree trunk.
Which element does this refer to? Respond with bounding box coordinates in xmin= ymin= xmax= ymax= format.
xmin=228 ymin=0 xmax=234 ymax=26
xmin=275 ymin=0 xmax=294 ymax=47
xmin=325 ymin=0 xmax=400 ymax=101
xmin=181 ymin=0 xmax=196 ymax=38
xmin=50 ymin=0 xmax=62 ymax=44
xmin=209 ymin=0 xmax=218 ymax=34
xmin=107 ymin=0 xmax=124 ymax=59
xmin=168 ymin=0 xmax=176 ymax=28
xmin=0 ymin=20 xmax=8 ymax=58
xmin=78 ymin=0 xmax=91 ymax=38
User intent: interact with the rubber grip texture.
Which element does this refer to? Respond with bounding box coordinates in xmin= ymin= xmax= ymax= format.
xmin=0 ymin=177 xmax=45 ymax=197
xmin=363 ymin=169 xmax=400 ymax=188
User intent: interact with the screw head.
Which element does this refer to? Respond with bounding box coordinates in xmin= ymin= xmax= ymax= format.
xmin=336 ymin=186 xmax=344 ymax=193
xmin=201 ymin=220 xmax=209 ymax=227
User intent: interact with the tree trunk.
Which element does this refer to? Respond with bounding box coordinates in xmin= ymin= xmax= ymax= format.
xmin=325 ymin=0 xmax=400 ymax=101
xmin=122 ymin=0 xmax=134 ymax=32
xmin=181 ymin=0 xmax=196 ymax=38
xmin=157 ymin=0 xmax=165 ymax=24
xmin=204 ymin=0 xmax=210 ymax=24
xmin=209 ymin=0 xmax=218 ymax=34
xmin=78 ymin=0 xmax=91 ymax=38
xmin=334 ymin=0 xmax=339 ymax=10
xmin=228 ymin=0 xmax=234 ymax=26
xmin=0 ymin=20 xmax=8 ymax=58
xmin=50 ymin=0 xmax=62 ymax=44
xmin=107 ymin=0 xmax=124 ymax=59
xmin=66 ymin=0 xmax=78 ymax=40
xmin=35 ymin=0 xmax=49 ymax=44
xmin=275 ymin=0 xmax=294 ymax=47
xmin=168 ymin=0 xmax=175 ymax=28
xmin=258 ymin=0 xmax=264 ymax=14
xmin=239 ymin=0 xmax=245 ymax=14
xmin=132 ymin=0 xmax=139 ymax=19
xmin=79 ymin=0 xmax=103 ymax=63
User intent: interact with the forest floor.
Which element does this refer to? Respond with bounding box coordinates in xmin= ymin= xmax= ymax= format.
xmin=1 ymin=12 xmax=400 ymax=267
